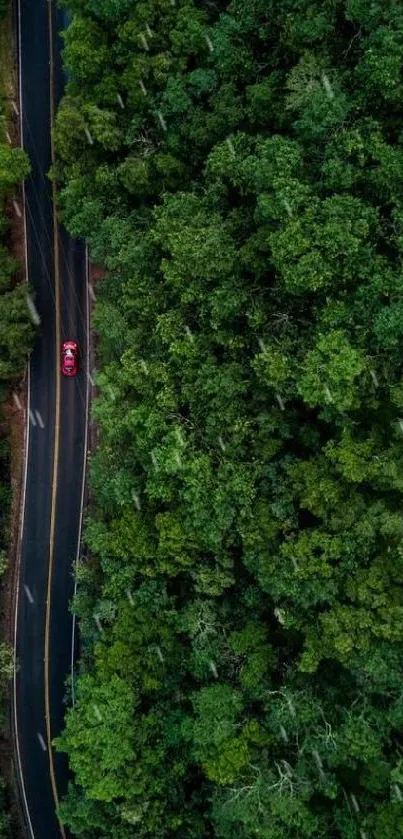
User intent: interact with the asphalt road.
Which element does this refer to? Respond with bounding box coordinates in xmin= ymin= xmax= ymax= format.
xmin=14 ymin=2 xmax=87 ymax=838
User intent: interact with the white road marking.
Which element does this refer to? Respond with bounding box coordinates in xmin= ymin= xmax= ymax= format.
xmin=24 ymin=585 xmax=34 ymax=604
xmin=13 ymin=199 xmax=22 ymax=217
xmin=12 ymin=100 xmax=19 ymax=115
xmin=28 ymin=409 xmax=36 ymax=426
xmin=88 ymin=282 xmax=96 ymax=301
xmin=37 ymin=732 xmax=47 ymax=752
xmin=35 ymin=410 xmax=44 ymax=429
xmin=71 ymin=248 xmax=90 ymax=708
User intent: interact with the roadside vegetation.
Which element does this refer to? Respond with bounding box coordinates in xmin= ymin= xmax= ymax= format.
xmin=54 ymin=1 xmax=403 ymax=837
xmin=0 ymin=3 xmax=32 ymax=398
xmin=0 ymin=4 xmax=33 ymax=836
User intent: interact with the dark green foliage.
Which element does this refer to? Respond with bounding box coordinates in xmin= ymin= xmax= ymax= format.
xmin=54 ymin=0 xmax=403 ymax=837
xmin=0 ymin=141 xmax=33 ymax=390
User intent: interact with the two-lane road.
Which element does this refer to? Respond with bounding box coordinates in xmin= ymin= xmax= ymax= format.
xmin=13 ymin=2 xmax=88 ymax=837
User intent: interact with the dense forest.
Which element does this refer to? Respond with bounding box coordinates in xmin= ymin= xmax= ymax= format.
xmin=0 ymin=5 xmax=33 ymax=834
xmin=53 ymin=1 xmax=403 ymax=837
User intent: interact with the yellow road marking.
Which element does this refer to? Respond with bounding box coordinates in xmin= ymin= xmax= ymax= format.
xmin=45 ymin=2 xmax=66 ymax=837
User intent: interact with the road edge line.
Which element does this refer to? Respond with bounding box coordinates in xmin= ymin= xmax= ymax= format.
xmin=70 ymin=243 xmax=90 ymax=707
xmin=12 ymin=0 xmax=35 ymax=837
xmin=44 ymin=1 xmax=66 ymax=836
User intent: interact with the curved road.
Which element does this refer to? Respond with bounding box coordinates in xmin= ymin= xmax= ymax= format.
xmin=13 ymin=1 xmax=88 ymax=838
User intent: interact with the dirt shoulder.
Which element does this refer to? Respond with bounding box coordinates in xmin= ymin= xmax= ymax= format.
xmin=0 ymin=383 xmax=26 ymax=839
xmin=0 ymin=244 xmax=29 ymax=830
xmin=0 ymin=6 xmax=30 ymax=838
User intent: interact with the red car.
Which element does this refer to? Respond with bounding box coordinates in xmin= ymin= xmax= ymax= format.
xmin=61 ymin=340 xmax=79 ymax=377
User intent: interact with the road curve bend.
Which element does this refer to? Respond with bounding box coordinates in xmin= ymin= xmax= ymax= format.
xmin=13 ymin=2 xmax=88 ymax=838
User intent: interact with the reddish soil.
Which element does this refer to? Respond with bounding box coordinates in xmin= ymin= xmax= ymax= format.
xmin=0 ymin=13 xmax=33 ymax=835
xmin=0 ymin=367 xmax=28 ymax=839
